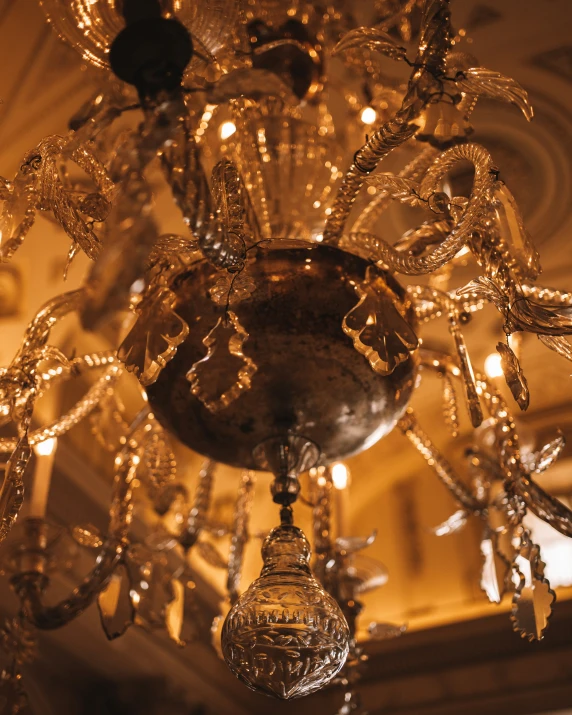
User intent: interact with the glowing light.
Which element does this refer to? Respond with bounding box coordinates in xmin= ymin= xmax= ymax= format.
xmin=331 ymin=462 xmax=349 ymax=490
xmin=219 ymin=121 xmax=236 ymax=140
xmin=484 ymin=352 xmax=503 ymax=379
xmin=34 ymin=437 xmax=57 ymax=457
xmin=360 ymin=106 xmax=377 ymax=125
xmin=525 ymin=511 xmax=572 ymax=588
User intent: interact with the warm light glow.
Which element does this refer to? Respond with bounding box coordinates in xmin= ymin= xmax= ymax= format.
xmin=484 ymin=352 xmax=503 ymax=379
xmin=219 ymin=121 xmax=237 ymax=140
xmin=33 ymin=437 xmax=57 ymax=457
xmin=331 ymin=462 xmax=349 ymax=490
xmin=360 ymin=106 xmax=377 ymax=125
xmin=525 ymin=511 xmax=572 ymax=588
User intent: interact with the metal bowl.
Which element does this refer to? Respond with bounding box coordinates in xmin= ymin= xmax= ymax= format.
xmin=147 ymin=240 xmax=417 ymax=468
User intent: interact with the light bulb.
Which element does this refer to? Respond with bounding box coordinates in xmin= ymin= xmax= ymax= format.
xmin=33 ymin=437 xmax=57 ymax=457
xmin=360 ymin=106 xmax=377 ymax=125
xmin=222 ymin=524 xmax=350 ymax=699
xmin=484 ymin=353 xmax=503 ymax=379
xmin=219 ymin=121 xmax=237 ymax=140
xmin=331 ymin=462 xmax=349 ymax=490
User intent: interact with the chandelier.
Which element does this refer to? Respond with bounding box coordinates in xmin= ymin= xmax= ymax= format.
xmin=0 ymin=0 xmax=571 ymax=710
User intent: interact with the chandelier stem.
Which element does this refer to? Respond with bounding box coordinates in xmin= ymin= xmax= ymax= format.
xmin=120 ymin=0 xmax=162 ymax=24
xmin=109 ymin=2 xmax=193 ymax=100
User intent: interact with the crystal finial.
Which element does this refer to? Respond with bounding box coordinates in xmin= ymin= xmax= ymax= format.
xmin=221 ymin=524 xmax=350 ymax=699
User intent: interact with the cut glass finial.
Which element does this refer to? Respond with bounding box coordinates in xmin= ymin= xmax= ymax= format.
xmin=221 ymin=524 xmax=350 ymax=699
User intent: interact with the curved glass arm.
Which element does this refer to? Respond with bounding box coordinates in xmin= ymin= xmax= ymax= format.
xmin=398 ymin=408 xmax=481 ymax=512
xmin=13 ymin=439 xmax=142 ymax=630
xmin=419 ymin=348 xmax=572 ymax=539
xmin=341 ymin=144 xmax=496 ymax=275
xmin=323 ymin=0 xmax=452 ymax=243
xmin=0 ymin=364 xmax=121 ymax=454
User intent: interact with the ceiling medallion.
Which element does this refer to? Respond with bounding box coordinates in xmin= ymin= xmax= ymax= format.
xmin=0 ymin=0 xmax=570 ymax=709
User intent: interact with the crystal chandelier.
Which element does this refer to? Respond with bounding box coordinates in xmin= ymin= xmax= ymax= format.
xmin=0 ymin=0 xmax=571 ymax=710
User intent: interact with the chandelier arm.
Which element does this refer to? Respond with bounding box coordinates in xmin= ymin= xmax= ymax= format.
xmin=407 ymin=284 xmax=485 ymax=323
xmin=81 ymin=91 xmax=188 ymax=330
xmin=511 ymin=478 xmax=572 ymax=538
xmin=16 ymin=290 xmax=84 ymax=360
xmin=339 ymin=143 xmax=496 ymax=275
xmin=179 ymin=459 xmax=216 ymax=550
xmin=309 ymin=467 xmax=334 ymax=586
xmin=475 ymin=375 xmax=572 ymax=539
xmin=398 ymin=408 xmax=481 ymax=512
xmin=227 ymin=470 xmax=256 ymax=604
xmin=419 ymin=350 xmax=572 ymax=537
xmin=0 ymin=435 xmax=30 ymax=544
xmin=36 ymin=351 xmax=117 ymax=392
xmin=521 ymin=285 xmax=572 ymax=306
xmin=322 ymin=122 xmax=418 ymax=244
xmin=161 ymin=114 xmax=215 ymax=258
xmin=229 ymin=99 xmax=272 ymax=239
xmin=0 ymin=365 xmax=122 ymax=454
xmin=12 ymin=447 xmax=139 ymax=630
xmin=323 ymin=0 xmax=452 ymax=243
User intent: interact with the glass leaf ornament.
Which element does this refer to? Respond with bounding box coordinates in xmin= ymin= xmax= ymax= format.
xmin=335 ymin=532 xmax=377 ymax=556
xmin=222 ymin=525 xmax=350 ymax=700
xmin=118 ymin=286 xmax=189 ymax=386
xmin=332 ymin=26 xmax=408 ymax=62
xmin=454 ymin=67 xmax=534 ymax=121
xmin=0 ymin=171 xmax=37 ymax=263
xmin=0 ymin=437 xmax=29 ymax=543
xmin=538 ymin=334 xmax=572 ymax=362
xmin=511 ymin=531 xmax=555 ymax=641
xmin=343 ymin=554 xmax=389 ymax=595
xmin=480 ymin=531 xmax=511 ymax=604
xmin=367 ymin=622 xmax=407 ymax=641
xmin=128 ymin=547 xmax=174 ymax=630
xmin=363 ymin=174 xmax=427 ymax=208
xmin=432 ymin=509 xmax=468 ymax=536
xmin=97 ymin=562 xmax=135 ymax=640
xmin=448 ymin=310 xmax=483 ymax=427
xmin=528 ymin=433 xmax=566 ymax=474
xmin=342 ymin=266 xmax=418 ymax=376
xmin=186 ymin=311 xmax=257 ymax=413
xmin=164 ymin=578 xmax=185 ymax=646
xmin=492 ymin=183 xmax=540 ymax=282
xmin=496 ymin=342 xmax=529 ymax=411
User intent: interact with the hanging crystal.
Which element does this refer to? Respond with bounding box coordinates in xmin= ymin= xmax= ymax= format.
xmin=221 ymin=524 xmax=350 ymax=699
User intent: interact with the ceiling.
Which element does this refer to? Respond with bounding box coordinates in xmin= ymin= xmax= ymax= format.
xmin=1 ymin=0 xmax=572 ymax=713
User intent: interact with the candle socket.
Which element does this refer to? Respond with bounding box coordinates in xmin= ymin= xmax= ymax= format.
xmin=11 ymin=518 xmax=50 ymax=578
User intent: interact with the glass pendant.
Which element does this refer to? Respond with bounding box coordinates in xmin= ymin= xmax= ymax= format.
xmin=221 ymin=523 xmax=350 ymax=699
